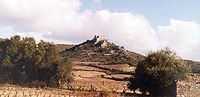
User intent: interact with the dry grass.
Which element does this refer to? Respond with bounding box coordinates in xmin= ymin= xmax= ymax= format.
xmin=106 ymin=74 xmax=132 ymax=79
xmin=69 ymin=77 xmax=126 ymax=92
xmin=99 ymin=64 xmax=136 ymax=72
xmin=73 ymin=65 xmax=105 ymax=71
xmin=72 ymin=71 xmax=106 ymax=78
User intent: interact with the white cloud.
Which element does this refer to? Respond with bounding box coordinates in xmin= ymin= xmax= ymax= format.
xmin=0 ymin=0 xmax=159 ymax=52
xmin=77 ymin=10 xmax=160 ymax=53
xmin=16 ymin=32 xmax=44 ymax=43
xmin=0 ymin=0 xmax=199 ymax=61
xmin=158 ymin=19 xmax=200 ymax=61
xmin=16 ymin=32 xmax=72 ymax=44
xmin=0 ymin=0 xmax=81 ymax=32
xmin=0 ymin=26 xmax=15 ymax=38
xmin=94 ymin=0 xmax=101 ymax=3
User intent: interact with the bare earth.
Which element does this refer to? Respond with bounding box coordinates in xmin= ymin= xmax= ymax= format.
xmin=69 ymin=62 xmax=135 ymax=93
xmin=0 ymin=62 xmax=199 ymax=97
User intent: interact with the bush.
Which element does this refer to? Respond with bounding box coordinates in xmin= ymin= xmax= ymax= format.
xmin=129 ymin=48 xmax=190 ymax=96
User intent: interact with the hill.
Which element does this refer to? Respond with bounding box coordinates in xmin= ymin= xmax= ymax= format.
xmin=185 ymin=60 xmax=200 ymax=73
xmin=62 ymin=35 xmax=144 ymax=65
xmin=56 ymin=44 xmax=74 ymax=52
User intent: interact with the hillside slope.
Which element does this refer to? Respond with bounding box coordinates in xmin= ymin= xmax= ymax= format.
xmin=185 ymin=60 xmax=200 ymax=73
xmin=62 ymin=35 xmax=144 ymax=65
xmin=56 ymin=44 xmax=74 ymax=52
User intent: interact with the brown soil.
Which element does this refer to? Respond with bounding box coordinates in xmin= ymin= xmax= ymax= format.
xmin=69 ymin=62 xmax=135 ymax=93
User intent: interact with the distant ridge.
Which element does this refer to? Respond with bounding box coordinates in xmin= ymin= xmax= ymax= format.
xmin=185 ymin=60 xmax=200 ymax=73
xmin=56 ymin=44 xmax=74 ymax=52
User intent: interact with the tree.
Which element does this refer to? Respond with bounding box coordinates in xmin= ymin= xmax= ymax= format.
xmin=34 ymin=41 xmax=73 ymax=88
xmin=129 ymin=48 xmax=190 ymax=96
xmin=0 ymin=35 xmax=23 ymax=83
xmin=0 ymin=35 xmax=73 ymax=88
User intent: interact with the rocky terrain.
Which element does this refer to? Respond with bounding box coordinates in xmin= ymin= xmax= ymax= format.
xmin=62 ymin=35 xmax=143 ymax=66
xmin=177 ymin=73 xmax=200 ymax=97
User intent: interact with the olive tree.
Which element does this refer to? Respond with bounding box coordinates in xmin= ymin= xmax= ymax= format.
xmin=129 ymin=48 xmax=190 ymax=96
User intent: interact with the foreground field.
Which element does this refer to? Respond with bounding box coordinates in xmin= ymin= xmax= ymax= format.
xmin=0 ymin=62 xmax=199 ymax=97
xmin=69 ymin=62 xmax=200 ymax=97
xmin=0 ymin=84 xmax=122 ymax=97
xmin=0 ymin=84 xmax=73 ymax=97
xmin=69 ymin=62 xmax=134 ymax=93
xmin=0 ymin=71 xmax=199 ymax=97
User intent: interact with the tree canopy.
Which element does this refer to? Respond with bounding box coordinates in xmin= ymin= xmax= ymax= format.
xmin=0 ymin=35 xmax=73 ymax=88
xmin=129 ymin=48 xmax=190 ymax=96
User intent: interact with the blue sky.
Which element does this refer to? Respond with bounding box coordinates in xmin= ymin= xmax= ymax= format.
xmin=0 ymin=0 xmax=199 ymax=61
xmin=80 ymin=0 xmax=200 ymax=29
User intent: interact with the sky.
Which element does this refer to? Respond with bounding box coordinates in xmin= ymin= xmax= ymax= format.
xmin=0 ymin=0 xmax=199 ymax=61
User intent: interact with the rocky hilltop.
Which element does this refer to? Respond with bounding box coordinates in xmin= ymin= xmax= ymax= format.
xmin=62 ymin=35 xmax=143 ymax=65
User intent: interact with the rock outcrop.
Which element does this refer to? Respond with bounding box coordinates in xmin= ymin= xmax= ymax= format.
xmin=92 ymin=35 xmax=108 ymax=48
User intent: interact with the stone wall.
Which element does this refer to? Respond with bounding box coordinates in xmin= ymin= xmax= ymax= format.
xmin=177 ymin=73 xmax=200 ymax=97
xmin=0 ymin=85 xmax=75 ymax=97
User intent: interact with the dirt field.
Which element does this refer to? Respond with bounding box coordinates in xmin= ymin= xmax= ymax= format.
xmin=0 ymin=62 xmax=198 ymax=97
xmin=98 ymin=64 xmax=136 ymax=72
xmin=70 ymin=62 xmax=135 ymax=93
xmin=0 ymin=84 xmax=121 ymax=97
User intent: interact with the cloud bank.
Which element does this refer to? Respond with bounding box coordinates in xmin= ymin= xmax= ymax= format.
xmin=0 ymin=0 xmax=199 ymax=61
